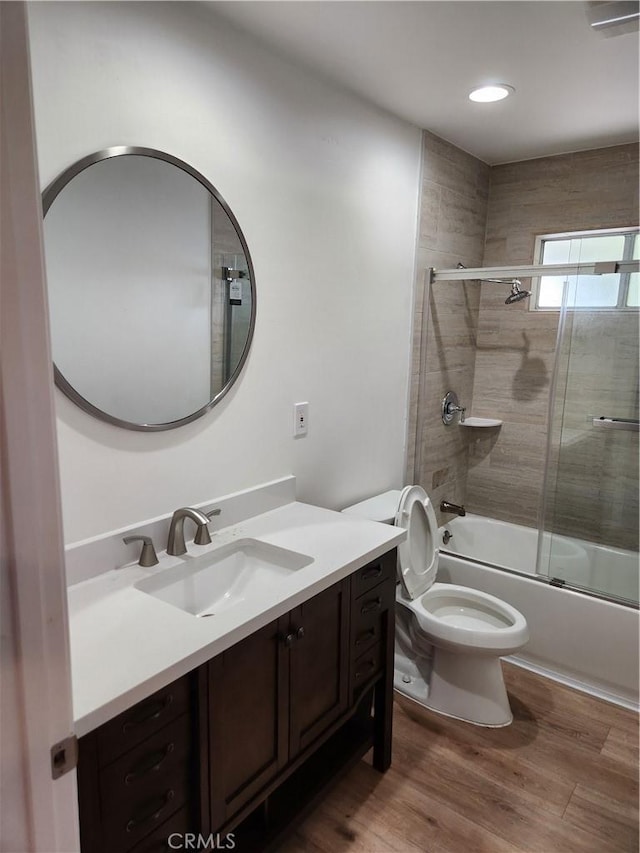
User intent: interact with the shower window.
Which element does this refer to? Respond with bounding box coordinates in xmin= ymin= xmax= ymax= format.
xmin=532 ymin=227 xmax=639 ymax=310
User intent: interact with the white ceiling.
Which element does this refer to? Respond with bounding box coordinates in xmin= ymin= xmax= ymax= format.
xmin=210 ymin=1 xmax=639 ymax=164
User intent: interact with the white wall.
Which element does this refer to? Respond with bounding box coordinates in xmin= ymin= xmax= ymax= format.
xmin=28 ymin=1 xmax=421 ymax=543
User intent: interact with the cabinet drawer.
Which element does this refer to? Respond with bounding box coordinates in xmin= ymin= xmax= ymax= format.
xmin=351 ymin=609 xmax=384 ymax=660
xmin=98 ymin=676 xmax=191 ymax=766
xmin=102 ymin=771 xmax=189 ymax=853
xmin=99 ymin=715 xmax=192 ymax=816
xmin=352 ymin=551 xmax=396 ymax=598
xmin=351 ymin=577 xmax=394 ymax=631
xmin=351 ymin=643 xmax=383 ymax=694
xmin=129 ymin=806 xmax=193 ymax=853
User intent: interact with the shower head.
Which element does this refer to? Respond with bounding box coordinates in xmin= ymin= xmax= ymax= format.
xmin=505 ymin=281 xmax=531 ymax=305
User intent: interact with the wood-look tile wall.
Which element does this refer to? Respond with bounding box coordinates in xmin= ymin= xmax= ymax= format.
xmin=410 ymin=138 xmax=639 ymax=543
xmin=467 ymin=144 xmax=639 ymax=540
xmin=406 ymin=131 xmax=489 ymax=523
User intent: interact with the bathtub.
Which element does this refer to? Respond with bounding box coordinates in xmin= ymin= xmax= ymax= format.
xmin=442 ymin=513 xmax=638 ymax=601
xmin=438 ymin=514 xmax=639 ymax=709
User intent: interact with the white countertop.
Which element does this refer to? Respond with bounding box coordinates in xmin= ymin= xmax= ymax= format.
xmin=68 ymin=500 xmax=405 ymax=736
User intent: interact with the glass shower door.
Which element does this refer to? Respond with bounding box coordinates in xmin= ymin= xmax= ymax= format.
xmin=539 ymin=255 xmax=639 ymax=604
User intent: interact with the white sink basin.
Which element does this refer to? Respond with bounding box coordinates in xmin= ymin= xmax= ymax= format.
xmin=135 ymin=538 xmax=313 ymax=617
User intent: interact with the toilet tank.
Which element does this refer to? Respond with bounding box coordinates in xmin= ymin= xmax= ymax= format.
xmin=341 ymin=490 xmax=403 ymax=525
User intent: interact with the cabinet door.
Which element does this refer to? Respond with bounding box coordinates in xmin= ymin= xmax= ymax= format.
xmin=208 ymin=617 xmax=289 ymax=829
xmin=288 ymin=578 xmax=350 ymax=757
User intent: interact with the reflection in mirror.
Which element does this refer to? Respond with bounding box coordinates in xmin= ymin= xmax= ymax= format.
xmin=43 ymin=148 xmax=255 ymax=430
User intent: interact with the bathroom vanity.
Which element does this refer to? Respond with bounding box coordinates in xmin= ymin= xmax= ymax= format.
xmin=67 ymin=490 xmax=403 ymax=852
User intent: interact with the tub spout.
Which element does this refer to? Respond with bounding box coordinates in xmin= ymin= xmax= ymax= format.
xmin=440 ymin=500 xmax=466 ymax=517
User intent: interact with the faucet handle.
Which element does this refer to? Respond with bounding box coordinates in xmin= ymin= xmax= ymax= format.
xmin=193 ymin=525 xmax=211 ymax=546
xmin=193 ymin=508 xmax=222 ymax=546
xmin=123 ymin=535 xmax=159 ymax=568
xmin=194 ymin=508 xmax=221 ymax=546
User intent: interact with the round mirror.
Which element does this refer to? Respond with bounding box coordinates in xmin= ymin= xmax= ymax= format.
xmin=42 ymin=146 xmax=256 ymax=431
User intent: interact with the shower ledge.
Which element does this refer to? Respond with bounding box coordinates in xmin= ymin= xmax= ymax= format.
xmin=460 ymin=417 xmax=503 ymax=428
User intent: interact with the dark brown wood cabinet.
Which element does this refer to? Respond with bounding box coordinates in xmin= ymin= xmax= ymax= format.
xmin=207 ymin=579 xmax=350 ymax=829
xmin=77 ymin=551 xmax=396 ymax=853
xmin=207 ymin=615 xmax=290 ymax=828
xmin=77 ymin=674 xmax=200 ymax=853
xmin=288 ymin=578 xmax=350 ymax=755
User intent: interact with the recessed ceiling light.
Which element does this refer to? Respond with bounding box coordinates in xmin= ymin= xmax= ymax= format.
xmin=469 ymin=84 xmax=515 ymax=103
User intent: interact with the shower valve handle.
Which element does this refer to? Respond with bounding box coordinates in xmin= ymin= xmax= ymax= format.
xmin=447 ymin=403 xmax=466 ymax=415
xmin=442 ymin=391 xmax=466 ymax=425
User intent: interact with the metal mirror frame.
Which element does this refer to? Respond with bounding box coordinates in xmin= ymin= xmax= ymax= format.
xmin=42 ymin=145 xmax=257 ymax=432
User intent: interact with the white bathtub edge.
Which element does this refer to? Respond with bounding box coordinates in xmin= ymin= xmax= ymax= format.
xmin=505 ymin=655 xmax=639 ymax=712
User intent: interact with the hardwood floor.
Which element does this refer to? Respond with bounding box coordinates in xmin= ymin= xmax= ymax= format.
xmin=278 ymin=663 xmax=639 ymax=853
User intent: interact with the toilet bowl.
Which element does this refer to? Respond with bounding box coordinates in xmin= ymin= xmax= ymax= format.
xmin=343 ymin=486 xmax=529 ymax=726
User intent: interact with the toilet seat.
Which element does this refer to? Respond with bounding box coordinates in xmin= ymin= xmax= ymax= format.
xmin=400 ymin=583 xmax=529 ymax=654
xmin=395 ymin=485 xmax=439 ymax=599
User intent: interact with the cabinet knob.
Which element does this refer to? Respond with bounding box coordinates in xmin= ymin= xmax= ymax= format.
xmin=281 ymin=628 xmax=304 ymax=646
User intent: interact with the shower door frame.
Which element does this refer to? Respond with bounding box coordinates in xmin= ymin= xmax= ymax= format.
xmin=415 ymin=261 xmax=640 ymax=609
xmin=429 ymin=261 xmax=640 ymax=283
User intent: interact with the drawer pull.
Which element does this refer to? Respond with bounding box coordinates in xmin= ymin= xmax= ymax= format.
xmin=355 ymin=628 xmax=376 ymax=646
xmin=122 ymin=695 xmax=173 ymax=733
xmin=361 ymin=565 xmax=382 ymax=581
xmin=355 ymin=660 xmax=376 ymax=680
xmin=124 ymin=742 xmax=175 ymax=785
xmin=361 ymin=596 xmax=382 ymax=615
xmin=125 ymin=789 xmax=175 ymax=833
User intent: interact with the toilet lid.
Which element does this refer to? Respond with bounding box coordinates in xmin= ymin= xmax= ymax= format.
xmin=395 ymin=485 xmax=439 ymax=600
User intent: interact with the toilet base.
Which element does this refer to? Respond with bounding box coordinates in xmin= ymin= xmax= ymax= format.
xmin=394 ymin=647 xmax=514 ymax=727
xmin=429 ymin=647 xmax=513 ymax=726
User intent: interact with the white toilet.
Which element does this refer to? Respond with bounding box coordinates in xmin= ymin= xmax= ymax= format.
xmin=343 ymin=486 xmax=529 ymax=727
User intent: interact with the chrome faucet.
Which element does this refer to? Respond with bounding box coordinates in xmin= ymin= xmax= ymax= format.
xmin=167 ymin=507 xmax=218 ymax=556
xmin=440 ymin=500 xmax=466 ymax=517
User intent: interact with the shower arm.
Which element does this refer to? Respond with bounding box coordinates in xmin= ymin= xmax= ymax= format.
xmin=455 ymin=263 xmax=520 ymax=287
xmin=478 ymin=276 xmax=520 ymax=285
xmin=455 ymin=263 xmax=530 ymax=304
